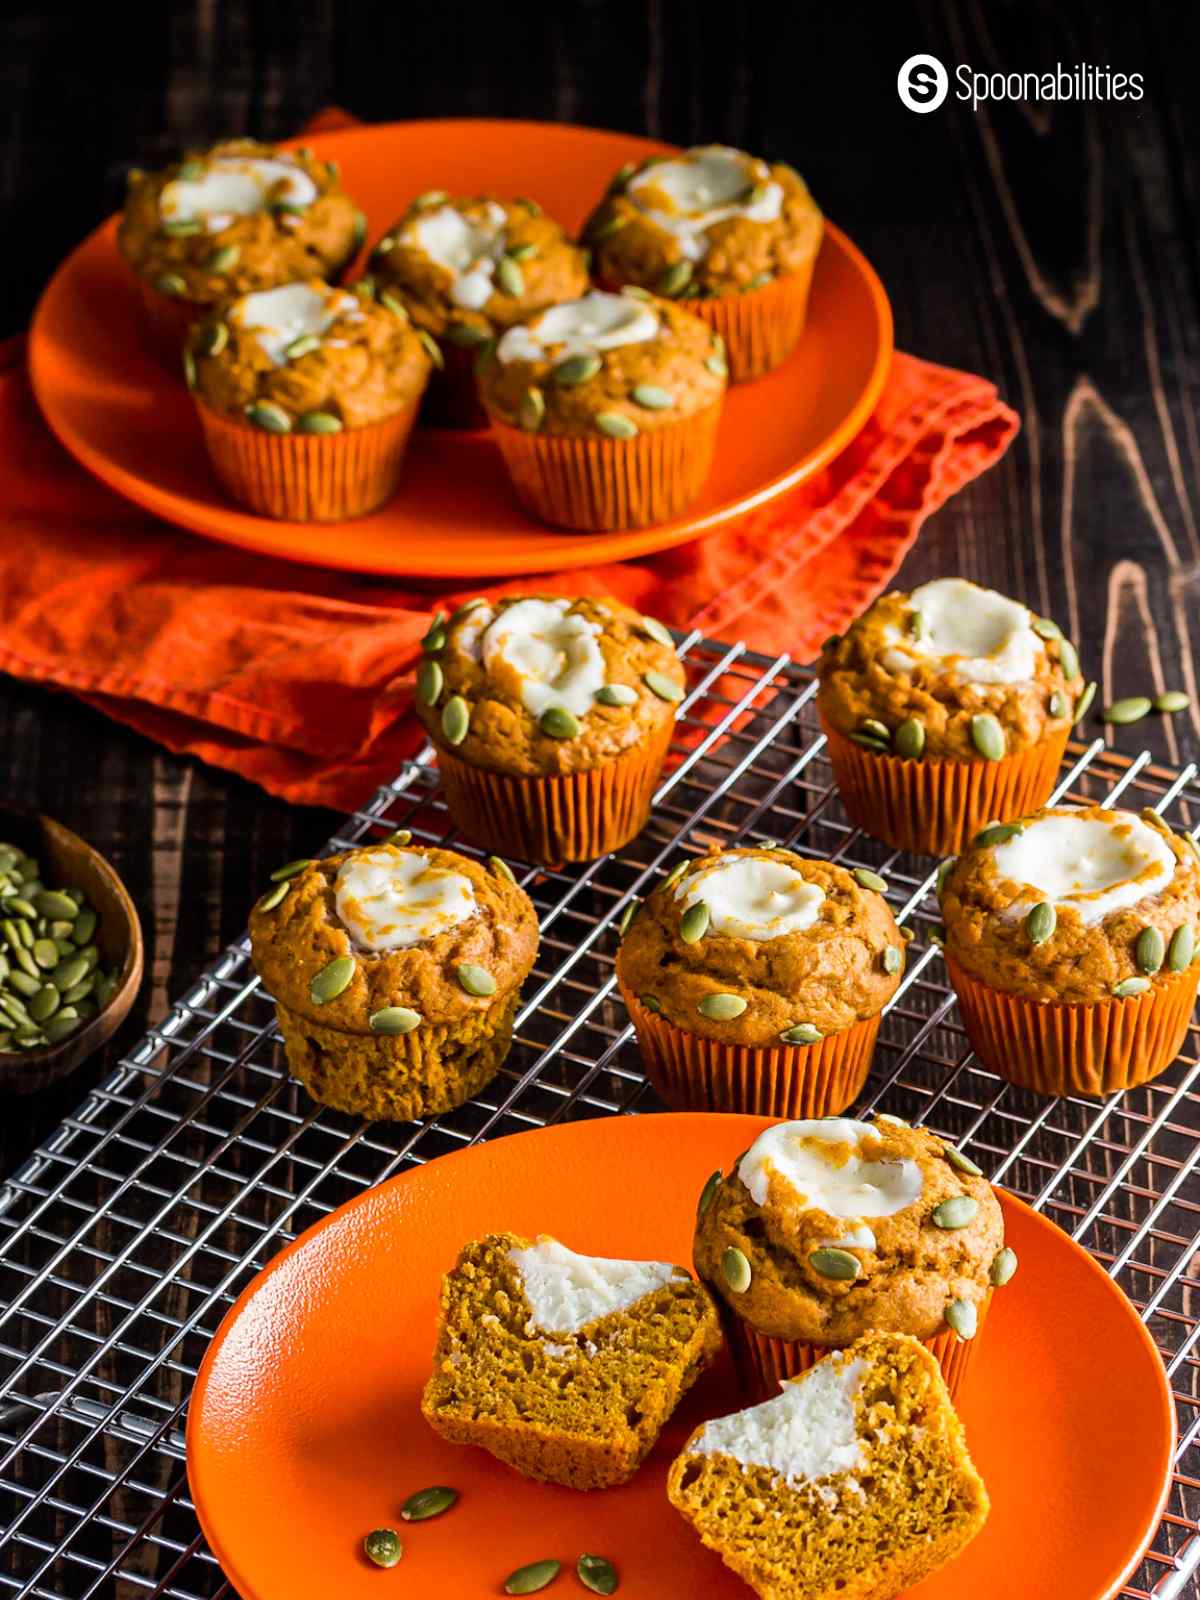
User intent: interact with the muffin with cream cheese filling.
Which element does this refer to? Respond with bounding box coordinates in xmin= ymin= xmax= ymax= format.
xmin=118 ymin=139 xmax=364 ymax=362
xmin=188 ymin=278 xmax=431 ymax=520
xmin=413 ymin=594 xmax=684 ymax=865
xmin=248 ymin=841 xmax=538 ymax=1120
xmin=817 ymin=577 xmax=1086 ymax=856
xmin=368 ymin=192 xmax=589 ymax=428
xmin=692 ymin=1115 xmax=1009 ymax=1402
xmin=583 ymin=144 xmax=823 ymax=380
xmin=615 ymin=846 xmax=903 ymax=1118
xmin=476 ymin=288 xmax=726 ymax=530
xmin=940 ymin=802 xmax=1200 ymax=1095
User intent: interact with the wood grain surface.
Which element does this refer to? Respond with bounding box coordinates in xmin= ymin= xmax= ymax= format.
xmin=1 ymin=0 xmax=1198 ymax=1190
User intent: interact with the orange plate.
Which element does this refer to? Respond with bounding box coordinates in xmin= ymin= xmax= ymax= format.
xmin=28 ymin=119 xmax=892 ymax=579
xmin=187 ymin=1114 xmax=1173 ymax=1600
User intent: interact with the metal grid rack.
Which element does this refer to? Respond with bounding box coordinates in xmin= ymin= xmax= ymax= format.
xmin=0 ymin=630 xmax=1198 ymax=1600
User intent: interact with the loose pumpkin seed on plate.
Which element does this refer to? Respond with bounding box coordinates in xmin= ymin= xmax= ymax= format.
xmin=400 ymin=1485 xmax=458 ymax=1521
xmin=577 ymin=1554 xmax=618 ymax=1595
xmin=504 ymin=1560 xmax=560 ymax=1595
xmin=363 ymin=1529 xmax=402 ymax=1569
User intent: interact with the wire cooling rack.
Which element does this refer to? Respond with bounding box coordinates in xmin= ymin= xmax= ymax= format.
xmin=0 ymin=630 xmax=1198 ymax=1600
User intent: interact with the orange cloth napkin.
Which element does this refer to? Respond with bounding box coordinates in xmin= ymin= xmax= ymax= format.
xmin=0 ymin=333 xmax=1016 ymax=810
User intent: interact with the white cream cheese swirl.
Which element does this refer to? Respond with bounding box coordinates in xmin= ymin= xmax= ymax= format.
xmin=334 ymin=849 xmax=476 ymax=951
xmin=481 ymin=598 xmax=605 ymax=718
xmin=159 ymin=156 xmax=318 ymax=234
xmin=497 ymin=290 xmax=659 ymax=366
xmin=880 ymin=578 xmax=1042 ymax=686
xmin=509 ymin=1238 xmax=678 ymax=1335
xmin=627 ymin=145 xmax=783 ymax=262
xmin=738 ymin=1119 xmax=923 ymax=1220
xmin=674 ymin=855 xmax=824 ymax=941
xmin=405 ymin=202 xmax=508 ymax=310
xmin=230 ymin=282 xmax=357 ymax=366
xmin=992 ymin=808 xmax=1177 ymax=926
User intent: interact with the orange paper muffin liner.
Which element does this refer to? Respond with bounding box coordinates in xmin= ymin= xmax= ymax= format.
xmin=420 ymin=339 xmax=492 ymax=431
xmin=945 ymin=952 xmax=1200 ymax=1097
xmin=485 ymin=399 xmax=723 ymax=531
xmin=820 ymin=714 xmax=1069 ymax=857
xmin=136 ymin=278 xmax=208 ymax=370
xmin=195 ymin=399 xmax=421 ymax=522
xmin=617 ymin=983 xmax=879 ymax=1118
xmin=435 ymin=717 xmax=675 ymax=867
xmin=678 ymin=260 xmax=818 ymax=381
xmin=723 ymin=1292 xmax=992 ymax=1406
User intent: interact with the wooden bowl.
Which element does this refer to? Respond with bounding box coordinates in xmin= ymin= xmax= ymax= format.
xmin=0 ymin=804 xmax=143 ymax=1095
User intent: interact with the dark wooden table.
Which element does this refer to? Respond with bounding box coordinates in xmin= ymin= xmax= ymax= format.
xmin=2 ymin=0 xmax=1199 ymax=1188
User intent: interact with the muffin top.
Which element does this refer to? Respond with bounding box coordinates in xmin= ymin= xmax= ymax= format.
xmin=583 ymin=145 xmax=823 ymax=299
xmin=368 ymin=193 xmax=589 ymax=345
xmin=616 ymin=846 xmax=904 ymax=1046
xmin=476 ymin=289 xmax=726 ymax=438
xmin=412 ymin=595 xmax=685 ymax=778
xmin=817 ymin=577 xmax=1085 ymax=762
xmin=188 ymin=279 xmax=432 ymax=431
xmin=693 ymin=1115 xmax=1007 ymax=1344
xmin=248 ymin=841 xmax=538 ymax=1032
xmin=118 ymin=139 xmax=363 ymax=306
xmin=940 ymin=803 xmax=1200 ymax=1003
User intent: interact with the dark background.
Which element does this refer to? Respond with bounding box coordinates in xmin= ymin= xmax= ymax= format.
xmin=3 ymin=0 xmax=1200 ymax=1175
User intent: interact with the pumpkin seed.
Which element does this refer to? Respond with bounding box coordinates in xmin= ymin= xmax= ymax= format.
xmin=1154 ymin=689 xmax=1189 ymax=713
xmin=539 ymin=706 xmax=580 ymax=739
xmin=417 ymin=329 xmax=443 ymax=368
xmin=680 ymin=901 xmax=710 ymax=943
xmin=32 ymin=939 xmax=58 ymax=970
xmin=73 ymin=908 xmax=98 ymax=945
xmin=1025 ymin=900 xmax=1056 ymax=945
xmin=504 ymin=1559 xmax=560 ymax=1595
xmin=363 ymin=1528 xmax=402 ymax=1569
xmin=621 ymin=284 xmax=655 ymax=302
xmin=697 ymin=1169 xmax=722 ymax=1217
xmin=945 ymin=1145 xmax=983 ymax=1177
xmin=853 ymin=867 xmax=888 ymax=894
xmin=496 ymin=256 xmax=525 ymax=297
xmin=1113 ymin=975 xmax=1150 ymax=998
xmin=588 ymin=211 xmax=628 ymax=242
xmin=285 ymin=333 xmax=321 ymax=361
xmin=857 ymin=718 xmax=889 ymax=743
xmin=6 ymin=970 xmax=40 ymax=998
xmin=882 ymin=945 xmax=902 ymax=975
xmin=441 ymin=696 xmax=470 ymax=745
xmin=369 ymin=1006 xmax=422 ymax=1035
xmin=6 ymin=897 xmax=35 ymax=918
xmin=296 ymin=410 xmax=343 ymax=434
xmin=616 ymin=900 xmax=641 ymax=939
xmin=401 ymin=1485 xmax=458 ymax=1521
xmin=43 ymin=1014 xmax=81 ymax=1045
xmin=27 ymin=986 xmax=60 ymax=1024
xmin=850 ymin=732 xmax=889 ymax=754
xmin=353 ymin=276 xmax=376 ymax=301
xmin=577 ymin=1554 xmax=618 ymax=1596
xmin=698 ymin=993 xmax=747 ymax=1021
xmin=154 ymin=273 xmax=187 ymax=297
xmin=199 ymin=320 xmax=229 ymax=357
xmin=1104 ymin=696 xmax=1152 ymax=725
xmin=908 ymin=608 xmax=926 ymax=639
xmin=1167 ymin=924 xmax=1196 ymax=972
xmin=607 ymin=161 xmax=637 ymax=194
xmin=182 ymin=348 xmax=197 ymax=390
xmin=1136 ymin=926 xmax=1165 ymax=974
xmin=596 ymin=683 xmax=638 ymax=706
xmin=631 ymin=383 xmax=674 ymax=410
xmin=970 ymin=713 xmax=1006 ymax=761
xmin=382 ymin=828 xmax=410 ymax=849
xmin=245 ymin=401 xmax=292 ymax=434
xmin=1033 ymin=616 xmax=1062 ymax=640
xmin=256 ymin=881 xmax=289 ymax=913
xmin=52 ymin=955 xmax=89 ymax=992
xmin=721 ymin=1246 xmax=751 ymax=1293
xmin=271 ymin=859 xmax=313 ymax=882
xmin=413 ymin=189 xmax=449 ymax=208
xmin=416 ymin=658 xmax=443 ymax=706
xmin=945 ymin=1298 xmax=977 ymax=1339
xmin=518 ymin=387 xmax=546 ymax=432
xmin=975 ymin=821 xmax=1024 ymax=848
xmin=489 ymin=855 xmax=516 ymax=883
xmin=899 ymin=924 xmax=915 ymax=942
xmin=781 ymin=1022 xmax=822 ymax=1045
xmin=456 ymin=963 xmax=496 ymax=997
xmin=810 ymin=1247 xmax=860 ymax=1280
xmin=1073 ymin=680 xmax=1097 ymax=724
xmin=206 ymin=243 xmax=239 ymax=271
xmin=643 ymin=669 xmax=683 ymax=702
xmin=639 ymin=993 xmax=661 ymax=1012
xmin=379 ymin=292 xmax=409 ymax=322
xmin=552 ymin=353 xmax=602 ymax=387
xmin=1057 ymin=637 xmax=1080 ymax=679
xmin=444 ymin=320 xmax=490 ymax=348
xmin=508 ymin=241 xmax=538 ymax=263
xmin=1049 ymin=691 xmax=1070 ymax=719
xmin=705 ymin=354 xmax=729 ymax=378
xmin=936 ymin=858 xmax=957 ymax=898
xmin=0 ymin=992 xmax=29 ymax=1026
xmin=421 ymin=612 xmax=446 ymax=652
xmin=932 ymin=1195 xmax=978 ymax=1229
xmin=657 ymin=260 xmax=693 ymax=297
xmin=989 ymin=1246 xmax=1019 ymax=1287
xmin=893 ymin=718 xmax=925 ymax=759
xmin=310 ymin=955 xmax=355 ymax=1005
xmin=595 ymin=411 xmax=638 ymax=440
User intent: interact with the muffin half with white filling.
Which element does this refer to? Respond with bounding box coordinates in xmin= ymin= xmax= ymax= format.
xmin=940 ymin=802 xmax=1200 ymax=1094
xmin=248 ymin=840 xmax=538 ymax=1120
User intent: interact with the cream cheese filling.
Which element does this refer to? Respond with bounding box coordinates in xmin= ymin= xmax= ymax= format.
xmin=159 ymin=156 xmax=318 ymax=234
xmin=738 ymin=1119 xmax=923 ymax=1219
xmin=674 ymin=856 xmax=824 ymax=942
xmin=496 ymin=290 xmax=659 ymax=366
xmin=627 ymin=145 xmax=783 ymax=262
xmin=334 ymin=848 xmax=476 ymax=951
xmin=407 ymin=202 xmax=508 ymax=311
xmin=481 ymin=598 xmax=605 ymax=718
xmin=509 ymin=1238 xmax=678 ymax=1335
xmin=880 ymin=577 xmax=1042 ymax=685
xmin=230 ymin=282 xmax=356 ymax=366
xmin=993 ymin=808 xmax=1177 ymax=926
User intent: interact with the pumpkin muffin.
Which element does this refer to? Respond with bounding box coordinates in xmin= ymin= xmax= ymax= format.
xmin=583 ymin=144 xmax=823 ymax=380
xmin=668 ymin=1333 xmax=989 ymax=1600
xmin=187 ymin=278 xmax=432 ymax=520
xmin=368 ymin=192 xmax=589 ymax=428
xmin=692 ymin=1115 xmax=1009 ymax=1402
xmin=118 ymin=139 xmax=364 ymax=361
xmin=615 ymin=846 xmax=903 ymax=1119
xmin=475 ymin=288 xmax=726 ymax=529
xmin=422 ymin=1232 xmax=721 ymax=1489
xmin=412 ymin=594 xmax=685 ymax=865
xmin=940 ymin=803 xmax=1200 ymax=1095
xmin=817 ymin=577 xmax=1086 ymax=856
xmin=248 ymin=840 xmax=538 ymax=1120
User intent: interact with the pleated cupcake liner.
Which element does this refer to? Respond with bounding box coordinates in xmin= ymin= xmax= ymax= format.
xmin=677 ymin=259 xmax=818 ymax=381
xmin=820 ymin=714 xmax=1070 ymax=858
xmin=434 ymin=716 xmax=676 ymax=867
xmin=136 ymin=277 xmax=209 ymax=371
xmin=946 ymin=952 xmax=1200 ymax=1096
xmin=617 ymin=981 xmax=879 ymax=1117
xmin=723 ymin=1291 xmax=992 ymax=1406
xmin=195 ymin=398 xmax=421 ymax=521
xmin=419 ymin=337 xmax=492 ymax=430
xmin=485 ymin=399 xmax=723 ymax=531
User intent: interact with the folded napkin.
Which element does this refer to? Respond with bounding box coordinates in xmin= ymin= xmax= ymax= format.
xmin=0 ymin=330 xmax=1016 ymax=810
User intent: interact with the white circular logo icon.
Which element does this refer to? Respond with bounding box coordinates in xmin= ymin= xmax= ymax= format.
xmin=897 ymin=53 xmax=949 ymax=113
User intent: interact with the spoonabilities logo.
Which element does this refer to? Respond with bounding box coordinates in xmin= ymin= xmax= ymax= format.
xmin=897 ymin=54 xmax=950 ymax=113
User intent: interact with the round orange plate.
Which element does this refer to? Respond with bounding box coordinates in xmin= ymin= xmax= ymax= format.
xmin=28 ymin=119 xmax=892 ymax=579
xmin=187 ymin=1114 xmax=1173 ymax=1600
